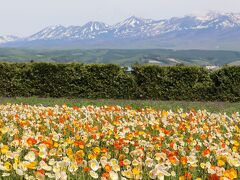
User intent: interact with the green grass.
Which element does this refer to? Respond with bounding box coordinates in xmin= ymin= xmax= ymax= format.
xmin=0 ymin=97 xmax=240 ymax=114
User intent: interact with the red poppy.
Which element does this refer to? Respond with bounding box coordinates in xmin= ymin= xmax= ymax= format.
xmin=208 ymin=174 xmax=219 ymax=180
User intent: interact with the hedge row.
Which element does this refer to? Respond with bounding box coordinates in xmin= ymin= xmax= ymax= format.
xmin=0 ymin=62 xmax=239 ymax=101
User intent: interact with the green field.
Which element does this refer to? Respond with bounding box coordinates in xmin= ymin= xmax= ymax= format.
xmin=1 ymin=97 xmax=240 ymax=114
xmin=1 ymin=48 xmax=240 ymax=66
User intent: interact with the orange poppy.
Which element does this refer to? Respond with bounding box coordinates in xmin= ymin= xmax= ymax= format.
xmin=104 ymin=164 xmax=112 ymax=172
xmin=202 ymin=149 xmax=211 ymax=156
xmin=180 ymin=156 xmax=188 ymax=165
xmin=27 ymin=138 xmax=37 ymax=146
xmin=102 ymin=172 xmax=110 ymax=178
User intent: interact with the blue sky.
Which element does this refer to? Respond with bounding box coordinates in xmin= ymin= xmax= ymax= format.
xmin=1 ymin=0 xmax=240 ymax=36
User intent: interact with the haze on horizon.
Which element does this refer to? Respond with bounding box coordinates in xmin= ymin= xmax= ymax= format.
xmin=1 ymin=0 xmax=240 ymax=37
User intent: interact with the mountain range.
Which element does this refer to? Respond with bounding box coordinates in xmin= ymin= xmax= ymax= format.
xmin=1 ymin=12 xmax=240 ymax=50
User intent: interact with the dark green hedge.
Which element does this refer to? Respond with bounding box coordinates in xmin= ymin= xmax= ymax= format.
xmin=0 ymin=63 xmax=136 ymax=99
xmin=0 ymin=62 xmax=239 ymax=101
xmin=132 ymin=65 xmax=214 ymax=101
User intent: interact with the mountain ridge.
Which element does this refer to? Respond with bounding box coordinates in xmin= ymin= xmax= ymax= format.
xmin=2 ymin=12 xmax=240 ymax=50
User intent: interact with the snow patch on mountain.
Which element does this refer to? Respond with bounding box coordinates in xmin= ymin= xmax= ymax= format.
xmin=0 ymin=35 xmax=20 ymax=44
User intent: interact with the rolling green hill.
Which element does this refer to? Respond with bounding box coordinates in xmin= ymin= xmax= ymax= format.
xmin=0 ymin=48 xmax=240 ymax=66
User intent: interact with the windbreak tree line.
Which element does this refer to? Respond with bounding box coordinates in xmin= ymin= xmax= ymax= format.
xmin=0 ymin=62 xmax=239 ymax=102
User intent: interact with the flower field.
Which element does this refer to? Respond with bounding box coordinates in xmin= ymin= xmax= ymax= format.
xmin=0 ymin=104 xmax=239 ymax=180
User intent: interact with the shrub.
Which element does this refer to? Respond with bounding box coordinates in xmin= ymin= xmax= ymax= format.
xmin=132 ymin=65 xmax=214 ymax=101
xmin=0 ymin=62 xmax=239 ymax=101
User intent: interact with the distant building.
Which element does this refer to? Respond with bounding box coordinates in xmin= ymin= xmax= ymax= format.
xmin=122 ymin=66 xmax=133 ymax=73
xmin=205 ymin=65 xmax=220 ymax=70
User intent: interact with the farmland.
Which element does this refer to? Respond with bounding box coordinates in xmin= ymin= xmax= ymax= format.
xmin=0 ymin=103 xmax=239 ymax=179
xmin=1 ymin=48 xmax=240 ymax=66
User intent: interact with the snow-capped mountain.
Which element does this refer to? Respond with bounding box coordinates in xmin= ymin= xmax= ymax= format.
xmin=26 ymin=12 xmax=240 ymax=40
xmin=73 ymin=21 xmax=110 ymax=39
xmin=28 ymin=21 xmax=111 ymax=41
xmin=0 ymin=35 xmax=20 ymax=44
xmin=2 ymin=12 xmax=240 ymax=50
xmin=28 ymin=25 xmax=67 ymax=40
xmin=113 ymin=16 xmax=156 ymax=38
